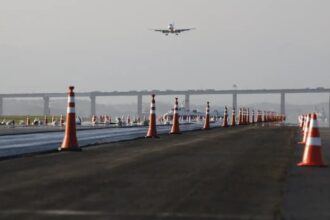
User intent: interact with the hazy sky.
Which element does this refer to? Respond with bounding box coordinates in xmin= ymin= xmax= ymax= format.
xmin=0 ymin=0 xmax=329 ymax=96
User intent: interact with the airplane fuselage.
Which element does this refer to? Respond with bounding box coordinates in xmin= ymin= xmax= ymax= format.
xmin=153 ymin=23 xmax=194 ymax=36
xmin=168 ymin=24 xmax=175 ymax=33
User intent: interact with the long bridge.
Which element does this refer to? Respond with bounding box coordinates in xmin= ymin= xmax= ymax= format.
xmin=0 ymin=88 xmax=329 ymax=125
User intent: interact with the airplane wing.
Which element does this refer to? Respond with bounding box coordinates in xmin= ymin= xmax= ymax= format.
xmin=152 ymin=29 xmax=170 ymax=33
xmin=174 ymin=28 xmax=195 ymax=33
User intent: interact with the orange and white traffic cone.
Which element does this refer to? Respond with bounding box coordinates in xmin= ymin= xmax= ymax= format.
xmin=251 ymin=109 xmax=255 ymax=124
xmin=238 ymin=108 xmax=242 ymax=125
xmin=266 ymin=111 xmax=269 ymax=122
xmin=247 ymin=108 xmax=250 ymax=124
xmin=170 ymin=97 xmax=181 ymax=134
xmin=241 ymin=108 xmax=245 ymax=125
xmin=256 ymin=110 xmax=261 ymax=123
xmin=51 ymin=115 xmax=55 ymax=124
xmin=231 ymin=108 xmax=236 ymax=126
xmin=127 ymin=115 xmax=131 ymax=125
xmin=60 ymin=114 xmax=64 ymax=126
xmin=299 ymin=114 xmax=311 ymax=144
xmin=203 ymin=101 xmax=210 ymax=130
xmin=26 ymin=116 xmax=30 ymax=126
xmin=58 ymin=86 xmax=80 ymax=151
xmin=299 ymin=115 xmax=305 ymax=131
xmin=44 ymin=115 xmax=48 ymax=126
xmin=300 ymin=115 xmax=305 ymax=130
xmin=91 ymin=115 xmax=97 ymax=126
xmin=146 ymin=94 xmax=159 ymax=138
xmin=298 ymin=113 xmax=327 ymax=167
xmin=223 ymin=106 xmax=229 ymax=127
xmin=262 ymin=111 xmax=266 ymax=123
xmin=243 ymin=108 xmax=247 ymax=125
xmin=256 ymin=111 xmax=259 ymax=123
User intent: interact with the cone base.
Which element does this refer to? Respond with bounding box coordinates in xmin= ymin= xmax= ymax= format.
xmin=58 ymin=146 xmax=82 ymax=152
xmin=297 ymin=162 xmax=327 ymax=167
xmin=170 ymin=132 xmax=181 ymax=135
xmin=145 ymin=135 xmax=160 ymax=138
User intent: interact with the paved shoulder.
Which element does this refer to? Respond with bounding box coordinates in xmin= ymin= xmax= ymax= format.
xmin=283 ymin=128 xmax=330 ymax=220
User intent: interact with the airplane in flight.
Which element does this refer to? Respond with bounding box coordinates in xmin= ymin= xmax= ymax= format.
xmin=151 ymin=23 xmax=195 ymax=36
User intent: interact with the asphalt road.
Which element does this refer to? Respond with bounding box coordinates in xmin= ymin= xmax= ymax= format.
xmin=283 ymin=128 xmax=330 ymax=220
xmin=0 ymin=123 xmax=208 ymax=158
xmin=0 ymin=125 xmax=296 ymax=220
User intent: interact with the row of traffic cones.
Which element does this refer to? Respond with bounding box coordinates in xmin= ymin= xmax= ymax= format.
xmin=58 ymin=88 xmax=286 ymax=151
xmin=225 ymin=108 xmax=284 ymax=127
xmin=145 ymin=95 xmax=285 ymax=138
xmin=297 ymin=113 xmax=327 ymax=167
xmin=91 ymin=115 xmax=146 ymax=126
xmin=1 ymin=115 xmax=65 ymax=126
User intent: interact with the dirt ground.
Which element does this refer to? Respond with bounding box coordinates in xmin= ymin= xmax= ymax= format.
xmin=0 ymin=125 xmax=298 ymax=220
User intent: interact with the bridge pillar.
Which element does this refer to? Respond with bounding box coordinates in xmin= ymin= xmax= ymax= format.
xmin=43 ymin=96 xmax=50 ymax=115
xmin=232 ymin=92 xmax=237 ymax=110
xmin=90 ymin=95 xmax=96 ymax=116
xmin=137 ymin=94 xmax=143 ymax=117
xmin=0 ymin=96 xmax=3 ymax=116
xmin=185 ymin=94 xmax=190 ymax=110
xmin=280 ymin=92 xmax=285 ymax=115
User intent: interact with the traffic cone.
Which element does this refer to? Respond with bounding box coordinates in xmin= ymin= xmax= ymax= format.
xmin=51 ymin=115 xmax=56 ymax=126
xmin=60 ymin=114 xmax=64 ymax=126
xmin=257 ymin=110 xmax=262 ymax=123
xmin=58 ymin=86 xmax=80 ymax=151
xmin=26 ymin=116 xmax=30 ymax=126
xmin=223 ymin=106 xmax=228 ymax=127
xmin=238 ymin=108 xmax=242 ymax=125
xmin=203 ymin=101 xmax=210 ymax=130
xmin=91 ymin=115 xmax=97 ymax=126
xmin=300 ymin=115 xmax=305 ymax=129
xmin=243 ymin=108 xmax=247 ymax=125
xmin=170 ymin=97 xmax=181 ymax=134
xmin=266 ymin=111 xmax=269 ymax=122
xmin=262 ymin=111 xmax=265 ymax=123
xmin=301 ymin=115 xmax=306 ymax=133
xmin=241 ymin=108 xmax=245 ymax=125
xmin=299 ymin=114 xmax=311 ymax=144
xmin=146 ymin=94 xmax=159 ymax=138
xmin=231 ymin=108 xmax=236 ymax=126
xmin=44 ymin=115 xmax=48 ymax=126
xmin=127 ymin=115 xmax=131 ymax=125
xmin=298 ymin=113 xmax=327 ymax=167
xmin=251 ymin=109 xmax=255 ymax=124
xmin=298 ymin=115 xmax=305 ymax=131
xmin=256 ymin=111 xmax=260 ymax=123
xmin=247 ymin=108 xmax=250 ymax=124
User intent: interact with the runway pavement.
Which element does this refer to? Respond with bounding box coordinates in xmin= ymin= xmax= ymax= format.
xmin=282 ymin=128 xmax=330 ymax=220
xmin=0 ymin=124 xmax=298 ymax=220
xmin=0 ymin=123 xmax=208 ymax=159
